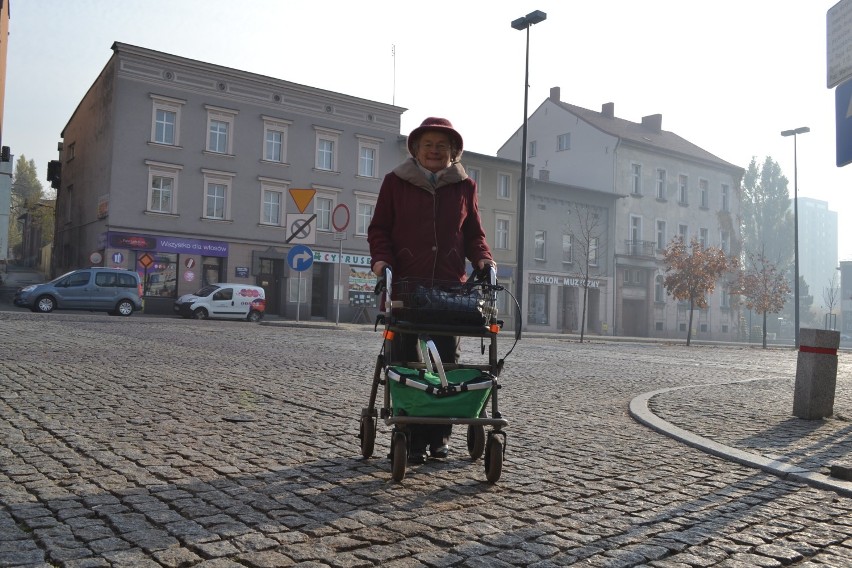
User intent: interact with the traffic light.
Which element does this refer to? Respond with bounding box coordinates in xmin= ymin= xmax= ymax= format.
xmin=1 ymin=146 xmax=10 ymax=162
xmin=47 ymin=160 xmax=61 ymax=190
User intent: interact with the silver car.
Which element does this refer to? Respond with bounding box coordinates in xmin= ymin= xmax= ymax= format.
xmin=14 ymin=268 xmax=144 ymax=316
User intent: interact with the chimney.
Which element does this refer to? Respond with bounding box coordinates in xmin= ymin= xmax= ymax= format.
xmin=641 ymin=114 xmax=662 ymax=132
xmin=550 ymin=86 xmax=561 ymax=102
xmin=601 ymin=102 xmax=614 ymax=118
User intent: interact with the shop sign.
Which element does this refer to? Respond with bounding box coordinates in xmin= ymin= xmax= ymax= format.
xmin=106 ymin=231 xmax=228 ymax=257
xmin=529 ymin=273 xmax=603 ymax=288
xmin=312 ymin=250 xmax=372 ymax=267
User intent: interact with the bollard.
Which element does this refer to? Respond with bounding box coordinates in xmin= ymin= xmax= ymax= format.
xmin=793 ymin=328 xmax=840 ymax=420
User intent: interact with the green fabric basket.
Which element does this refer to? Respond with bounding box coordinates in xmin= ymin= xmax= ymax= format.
xmin=387 ymin=366 xmax=493 ymax=418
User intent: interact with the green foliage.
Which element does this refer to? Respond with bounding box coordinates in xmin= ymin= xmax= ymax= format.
xmin=740 ymin=156 xmax=793 ymax=268
xmin=8 ymin=155 xmax=53 ymax=260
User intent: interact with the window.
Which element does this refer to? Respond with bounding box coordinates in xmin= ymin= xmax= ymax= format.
xmin=656 ymin=220 xmax=667 ymax=251
xmin=315 ymin=195 xmax=334 ymax=231
xmin=357 ymin=136 xmax=382 ymax=178
xmin=151 ymin=176 xmax=173 ymax=213
xmin=678 ymin=224 xmax=688 ymax=241
xmin=202 ymin=169 xmax=235 ymax=221
xmin=534 ymin=231 xmax=546 ymax=260
xmin=631 ymin=163 xmax=642 ymax=195
xmin=67 ymin=271 xmax=91 ymax=287
xmin=699 ymin=228 xmax=708 ymax=249
xmin=261 ymin=188 xmax=284 ymax=226
xmin=150 ymin=95 xmax=184 ymax=146
xmin=498 ymin=173 xmax=511 ymax=199
xmin=495 ymin=215 xmax=510 ymax=250
xmin=355 ymin=195 xmax=376 ymax=236
xmin=205 ymin=105 xmax=237 ymax=155
xmin=721 ymin=184 xmax=730 ymax=212
xmin=562 ymin=233 xmax=573 ymax=264
xmin=720 ymin=231 xmax=730 ymax=254
xmin=699 ymin=179 xmax=709 ymax=208
xmin=262 ymin=116 xmax=291 ymax=163
xmin=721 ymin=288 xmax=731 ymax=308
xmin=557 ymin=133 xmax=571 ymax=151
xmin=678 ymin=174 xmax=689 ymax=204
xmin=145 ymin=160 xmax=182 ymax=215
xmin=656 ymin=168 xmax=666 ymax=199
xmin=528 ymin=283 xmax=549 ymax=325
xmin=315 ymin=127 xmax=341 ymax=171
xmin=589 ymin=237 xmax=599 ymax=266
xmin=467 ymin=167 xmax=481 ymax=189
xmin=288 ymin=277 xmax=307 ymax=303
xmin=655 ymin=275 xmax=665 ymax=302
xmin=529 ymin=140 xmax=537 ymax=158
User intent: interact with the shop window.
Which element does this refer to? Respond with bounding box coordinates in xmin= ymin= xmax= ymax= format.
xmin=139 ymin=252 xmax=177 ymax=297
xmin=527 ymin=283 xmax=549 ymax=325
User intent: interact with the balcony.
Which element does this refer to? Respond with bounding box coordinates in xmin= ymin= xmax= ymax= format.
xmin=624 ymin=240 xmax=657 ymax=258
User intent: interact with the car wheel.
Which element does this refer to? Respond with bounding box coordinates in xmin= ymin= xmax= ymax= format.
xmin=36 ymin=295 xmax=56 ymax=313
xmin=192 ymin=308 xmax=208 ymax=320
xmin=115 ymin=299 xmax=135 ymax=316
xmin=247 ymin=310 xmax=262 ymax=323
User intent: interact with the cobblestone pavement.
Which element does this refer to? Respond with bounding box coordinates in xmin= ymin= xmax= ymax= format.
xmin=1 ymin=312 xmax=850 ymax=568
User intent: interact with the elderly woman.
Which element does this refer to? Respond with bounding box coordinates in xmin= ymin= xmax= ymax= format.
xmin=368 ymin=117 xmax=494 ymax=464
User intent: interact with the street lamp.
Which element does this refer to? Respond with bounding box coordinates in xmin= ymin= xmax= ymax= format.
xmin=511 ymin=9 xmax=546 ymax=337
xmin=781 ymin=126 xmax=809 ymax=348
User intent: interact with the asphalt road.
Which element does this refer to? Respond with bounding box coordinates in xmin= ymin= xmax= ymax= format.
xmin=1 ymin=310 xmax=850 ymax=567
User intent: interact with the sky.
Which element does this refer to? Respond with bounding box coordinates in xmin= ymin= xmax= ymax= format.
xmin=4 ymin=0 xmax=852 ymax=261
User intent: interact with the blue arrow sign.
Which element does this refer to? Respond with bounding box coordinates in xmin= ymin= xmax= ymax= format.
xmin=287 ymin=244 xmax=314 ymax=272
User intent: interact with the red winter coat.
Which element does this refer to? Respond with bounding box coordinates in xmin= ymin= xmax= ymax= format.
xmin=368 ymin=158 xmax=493 ymax=285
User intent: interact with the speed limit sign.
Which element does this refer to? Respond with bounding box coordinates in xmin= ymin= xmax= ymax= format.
xmin=332 ymin=203 xmax=350 ymax=232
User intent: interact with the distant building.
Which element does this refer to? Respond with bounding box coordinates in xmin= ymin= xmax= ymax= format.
xmin=499 ymin=87 xmax=744 ymax=340
xmin=840 ymin=261 xmax=852 ymax=335
xmin=797 ymin=197 xmax=839 ymax=309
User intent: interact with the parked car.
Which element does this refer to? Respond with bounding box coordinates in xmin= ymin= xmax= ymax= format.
xmin=14 ymin=268 xmax=144 ymax=316
xmin=173 ymin=283 xmax=266 ymax=322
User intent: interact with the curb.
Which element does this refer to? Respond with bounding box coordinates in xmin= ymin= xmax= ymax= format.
xmin=629 ymin=379 xmax=852 ymax=498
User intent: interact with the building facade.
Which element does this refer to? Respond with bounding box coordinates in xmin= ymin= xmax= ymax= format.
xmin=54 ymin=43 xmax=403 ymax=318
xmin=52 ymin=43 xmax=522 ymax=322
xmin=498 ymin=87 xmax=744 ymax=340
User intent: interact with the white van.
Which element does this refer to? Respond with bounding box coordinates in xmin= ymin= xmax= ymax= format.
xmin=173 ymin=283 xmax=266 ymax=322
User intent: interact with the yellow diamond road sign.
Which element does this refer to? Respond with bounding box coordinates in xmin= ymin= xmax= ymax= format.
xmin=289 ymin=188 xmax=316 ymax=214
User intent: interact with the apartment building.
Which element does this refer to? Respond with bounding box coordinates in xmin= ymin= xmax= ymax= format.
xmin=53 ymin=42 xmax=403 ymax=318
xmin=52 ymin=43 xmax=522 ymax=321
xmin=797 ymin=197 xmax=839 ymax=308
xmin=499 ymin=87 xmax=744 ymax=339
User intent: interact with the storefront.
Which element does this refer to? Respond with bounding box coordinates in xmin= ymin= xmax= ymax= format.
xmin=98 ymin=231 xmax=229 ymax=314
xmin=526 ymin=272 xmax=610 ymax=334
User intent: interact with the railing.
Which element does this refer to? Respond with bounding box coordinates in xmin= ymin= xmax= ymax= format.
xmin=624 ymin=240 xmax=657 ymax=257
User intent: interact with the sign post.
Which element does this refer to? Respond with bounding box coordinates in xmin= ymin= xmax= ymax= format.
xmin=287 ymin=244 xmax=314 ymax=322
xmin=332 ymin=204 xmax=351 ymax=326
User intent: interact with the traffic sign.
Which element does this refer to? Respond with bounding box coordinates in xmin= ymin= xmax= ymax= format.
xmin=332 ymin=203 xmax=350 ymax=232
xmin=285 ymin=213 xmax=316 ymax=244
xmin=287 ymin=245 xmax=314 ymax=272
xmin=289 ymin=188 xmax=316 ymax=213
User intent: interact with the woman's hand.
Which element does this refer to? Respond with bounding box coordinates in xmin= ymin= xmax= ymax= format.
xmin=373 ymin=261 xmax=389 ymax=277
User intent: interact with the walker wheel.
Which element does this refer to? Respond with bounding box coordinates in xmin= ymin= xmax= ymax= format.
xmin=467 ymin=425 xmax=485 ymax=460
xmin=484 ymin=434 xmax=503 ymax=483
xmin=359 ymin=414 xmax=376 ymax=459
xmin=391 ymin=431 xmax=407 ymax=482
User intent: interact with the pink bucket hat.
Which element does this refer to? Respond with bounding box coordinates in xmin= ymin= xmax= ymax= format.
xmin=407 ymin=117 xmax=464 ymax=159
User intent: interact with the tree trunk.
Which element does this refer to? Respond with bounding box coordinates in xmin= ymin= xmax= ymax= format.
xmin=687 ymin=298 xmax=695 ymax=346
xmin=762 ymin=311 xmax=768 ymax=349
xmin=580 ymin=282 xmax=588 ymax=343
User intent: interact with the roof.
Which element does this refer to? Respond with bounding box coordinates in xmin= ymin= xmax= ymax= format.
xmin=551 ymin=99 xmax=743 ymax=174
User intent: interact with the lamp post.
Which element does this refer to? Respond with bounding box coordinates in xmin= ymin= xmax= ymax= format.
xmin=511 ymin=9 xmax=546 ymax=337
xmin=781 ymin=126 xmax=809 ymax=348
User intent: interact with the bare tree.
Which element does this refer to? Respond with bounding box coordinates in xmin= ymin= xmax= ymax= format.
xmin=823 ymin=271 xmax=840 ymax=330
xmin=566 ymin=204 xmax=606 ymax=342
